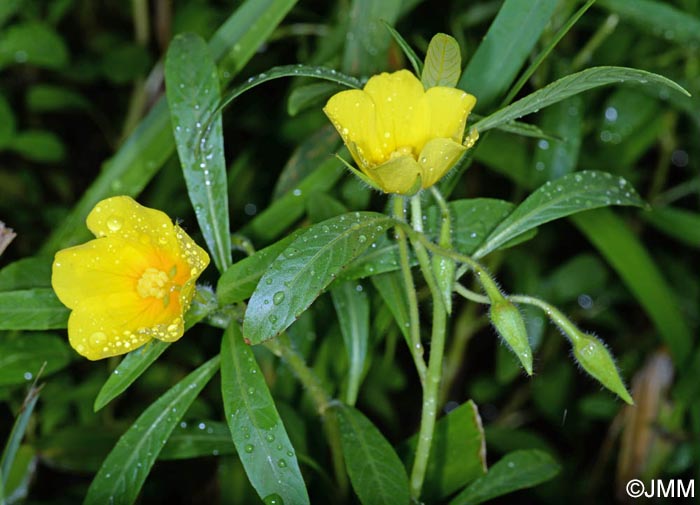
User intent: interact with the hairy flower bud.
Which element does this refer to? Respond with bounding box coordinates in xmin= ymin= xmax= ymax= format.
xmin=490 ymin=299 xmax=533 ymax=375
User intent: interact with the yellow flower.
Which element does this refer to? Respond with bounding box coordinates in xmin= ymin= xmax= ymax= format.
xmin=51 ymin=196 xmax=209 ymax=360
xmin=323 ymin=69 xmax=477 ymax=194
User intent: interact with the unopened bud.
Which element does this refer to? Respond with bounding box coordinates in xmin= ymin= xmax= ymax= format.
xmin=490 ymin=299 xmax=533 ymax=375
xmin=572 ymin=333 xmax=633 ymax=405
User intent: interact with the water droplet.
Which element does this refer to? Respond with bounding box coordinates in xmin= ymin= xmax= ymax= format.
xmin=277 ymin=459 xmax=287 ymax=468
xmin=107 ymin=216 xmax=122 ymax=232
xmin=263 ymin=494 xmax=284 ymax=505
xmin=268 ymin=314 xmax=278 ymax=324
xmin=604 ymin=106 xmax=618 ymax=122
xmin=358 ymin=235 xmax=367 ymax=243
xmin=265 ymin=433 xmax=276 ymax=443
xmin=273 ymin=291 xmax=285 ymax=305
xmin=244 ymin=444 xmax=255 ymax=453
xmin=90 ymin=331 xmax=107 ymax=348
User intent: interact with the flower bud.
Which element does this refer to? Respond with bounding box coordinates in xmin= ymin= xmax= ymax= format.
xmin=571 ymin=333 xmax=633 ymax=405
xmin=489 ymin=299 xmax=533 ymax=375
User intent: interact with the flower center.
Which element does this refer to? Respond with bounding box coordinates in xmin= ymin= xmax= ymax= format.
xmin=137 ymin=267 xmax=170 ymax=299
xmin=389 ymin=145 xmax=415 ymax=160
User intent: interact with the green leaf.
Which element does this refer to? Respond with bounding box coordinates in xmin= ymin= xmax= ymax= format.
xmin=474 ymin=67 xmax=689 ymax=133
xmin=599 ymin=0 xmax=700 ymax=44
xmin=220 ymin=323 xmax=309 ymax=505
xmin=475 ymin=171 xmax=646 ymax=258
xmin=160 ymin=421 xmax=235 ymax=460
xmin=643 ymin=206 xmax=700 ymax=248
xmin=41 ymin=0 xmax=299 ymax=254
xmin=288 ymin=82 xmax=342 ymax=116
xmin=85 ymin=356 xmax=220 ymax=505
xmin=331 ymin=280 xmax=369 ymax=406
xmin=0 ymin=256 xmax=51 ymax=291
xmin=342 ymin=0 xmax=402 ymax=76
xmin=166 ymin=33 xmax=231 ymax=272
xmin=243 ymin=212 xmax=394 ymax=344
xmin=26 ymin=84 xmax=89 ymax=113
xmin=382 ymin=22 xmax=422 ymax=76
xmin=0 ymin=93 xmax=15 ymax=149
xmin=9 ymin=130 xmax=65 ymax=163
xmin=217 ymin=231 xmax=302 ymax=306
xmin=399 ymin=400 xmax=486 ymax=502
xmin=0 ymin=21 xmax=68 ymax=70
xmin=334 ymin=403 xmax=410 ymax=505
xmin=371 ymin=271 xmax=410 ymax=341
xmin=219 ymin=65 xmax=361 ymax=113
xmin=449 ymin=450 xmax=560 ymax=505
xmin=422 ymin=33 xmax=461 ymax=89
xmin=458 ymin=0 xmax=559 ymax=110
xmin=93 ymin=287 xmax=218 ymax=411
xmin=1 ymin=386 xmax=39 ymax=493
xmin=0 ymin=289 xmax=68 ymax=330
xmin=93 ymin=341 xmax=170 ymax=412
xmin=0 ymin=333 xmax=72 ymax=386
xmin=572 ymin=208 xmax=693 ymax=363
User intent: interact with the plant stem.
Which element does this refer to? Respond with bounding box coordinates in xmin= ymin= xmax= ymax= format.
xmin=407 ymin=194 xmax=448 ymax=500
xmin=266 ymin=334 xmax=349 ymax=498
xmin=393 ymin=196 xmax=427 ymax=384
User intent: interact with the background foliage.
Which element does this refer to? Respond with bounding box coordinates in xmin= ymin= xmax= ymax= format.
xmin=1 ymin=0 xmax=699 ymax=503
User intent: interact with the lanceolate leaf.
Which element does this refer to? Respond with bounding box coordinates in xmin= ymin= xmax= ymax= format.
xmin=474 ymin=66 xmax=689 ymax=133
xmin=422 ymin=33 xmax=461 ymax=89
xmin=399 ymin=400 xmax=486 ymax=502
xmin=243 ymin=212 xmax=394 ymax=344
xmin=0 ymin=289 xmax=68 ymax=330
xmin=334 ymin=404 xmax=410 ymax=505
xmin=459 ymin=0 xmax=559 ymax=110
xmin=331 ymin=280 xmax=370 ymax=406
xmin=449 ymin=450 xmax=560 ymax=505
xmin=475 ymin=171 xmax=645 ymax=258
xmin=85 ymin=356 xmax=220 ymax=505
xmin=219 ymin=65 xmax=361 ymax=113
xmin=166 ymin=33 xmax=231 ymax=272
xmin=220 ymin=324 xmax=309 ymax=505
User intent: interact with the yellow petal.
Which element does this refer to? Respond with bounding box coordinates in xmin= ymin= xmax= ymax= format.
xmin=418 ymin=138 xmax=466 ymax=188
xmin=363 ymin=70 xmax=429 ymax=156
xmin=174 ymin=224 xmax=210 ymax=279
xmin=424 ymin=87 xmax=476 ymax=142
xmin=68 ymin=292 xmax=167 ymax=360
xmin=86 ymin=196 xmax=179 ymax=250
xmin=324 ymin=90 xmax=384 ymax=167
xmin=52 ymin=237 xmax=150 ymax=309
xmin=369 ymin=155 xmax=422 ymax=194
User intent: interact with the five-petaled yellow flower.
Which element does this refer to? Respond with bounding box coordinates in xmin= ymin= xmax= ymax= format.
xmin=51 ymin=196 xmax=209 ymax=360
xmin=324 ymin=69 xmax=477 ymax=194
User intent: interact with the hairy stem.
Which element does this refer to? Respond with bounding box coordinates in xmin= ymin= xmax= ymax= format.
xmin=407 ymin=194 xmax=448 ymax=500
xmin=393 ymin=196 xmax=427 ymax=384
